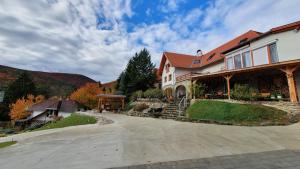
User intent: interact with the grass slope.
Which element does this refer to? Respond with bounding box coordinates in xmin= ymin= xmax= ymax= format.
xmin=0 ymin=141 xmax=17 ymax=149
xmin=186 ymin=100 xmax=288 ymax=125
xmin=35 ymin=113 xmax=97 ymax=131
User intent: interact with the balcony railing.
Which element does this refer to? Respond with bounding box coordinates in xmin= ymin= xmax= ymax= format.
xmin=176 ymin=73 xmax=193 ymax=82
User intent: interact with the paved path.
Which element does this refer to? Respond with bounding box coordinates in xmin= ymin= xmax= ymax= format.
xmin=111 ymin=150 xmax=300 ymax=169
xmin=113 ymin=150 xmax=300 ymax=169
xmin=0 ymin=113 xmax=300 ymax=169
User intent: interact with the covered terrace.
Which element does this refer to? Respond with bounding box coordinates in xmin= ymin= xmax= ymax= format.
xmin=191 ymin=59 xmax=300 ymax=103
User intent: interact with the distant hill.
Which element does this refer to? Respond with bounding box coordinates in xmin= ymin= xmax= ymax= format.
xmin=0 ymin=65 xmax=96 ymax=97
xmin=101 ymin=80 xmax=117 ymax=93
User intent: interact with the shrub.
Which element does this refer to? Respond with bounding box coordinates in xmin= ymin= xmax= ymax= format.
xmin=124 ymin=101 xmax=134 ymax=111
xmin=232 ymin=84 xmax=258 ymax=101
xmin=143 ymin=88 xmax=163 ymax=99
xmin=192 ymin=83 xmax=206 ymax=98
xmin=131 ymin=90 xmax=144 ymax=101
xmin=133 ymin=103 xmax=149 ymax=112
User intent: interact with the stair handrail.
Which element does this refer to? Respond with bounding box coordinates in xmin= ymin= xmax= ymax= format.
xmin=178 ymin=96 xmax=187 ymax=116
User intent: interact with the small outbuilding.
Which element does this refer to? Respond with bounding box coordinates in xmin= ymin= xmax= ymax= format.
xmin=97 ymin=94 xmax=126 ymax=112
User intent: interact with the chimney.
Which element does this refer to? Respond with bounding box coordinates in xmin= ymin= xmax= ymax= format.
xmin=196 ymin=49 xmax=203 ymax=56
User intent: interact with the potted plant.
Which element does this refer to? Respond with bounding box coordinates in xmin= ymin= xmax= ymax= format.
xmin=276 ymin=92 xmax=283 ymax=99
xmin=270 ymin=93 xmax=276 ymax=100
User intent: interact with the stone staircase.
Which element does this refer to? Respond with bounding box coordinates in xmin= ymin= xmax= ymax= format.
xmin=161 ymin=99 xmax=190 ymax=119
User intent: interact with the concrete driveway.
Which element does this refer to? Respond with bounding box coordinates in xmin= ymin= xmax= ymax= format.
xmin=0 ymin=112 xmax=300 ymax=169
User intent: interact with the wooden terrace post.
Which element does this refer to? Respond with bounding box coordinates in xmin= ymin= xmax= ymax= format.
xmin=97 ymin=97 xmax=100 ymax=112
xmin=192 ymin=80 xmax=197 ymax=99
xmin=224 ymin=75 xmax=233 ymax=100
xmin=121 ymin=98 xmax=125 ymax=110
xmin=280 ymin=66 xmax=298 ymax=103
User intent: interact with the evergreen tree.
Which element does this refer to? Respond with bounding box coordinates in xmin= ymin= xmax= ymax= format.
xmin=117 ymin=48 xmax=156 ymax=96
xmin=4 ymin=72 xmax=36 ymax=105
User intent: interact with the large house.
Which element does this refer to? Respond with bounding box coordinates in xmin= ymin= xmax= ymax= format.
xmin=159 ymin=21 xmax=300 ymax=103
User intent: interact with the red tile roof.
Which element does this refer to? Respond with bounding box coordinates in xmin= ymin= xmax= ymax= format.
xmin=158 ymin=30 xmax=261 ymax=75
xmin=159 ymin=20 xmax=300 ymax=75
xmin=270 ymin=20 xmax=300 ymax=33
xmin=223 ymin=20 xmax=300 ymax=54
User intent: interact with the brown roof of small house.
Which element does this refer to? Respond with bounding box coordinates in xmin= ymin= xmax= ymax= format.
xmin=27 ymin=99 xmax=59 ymax=112
xmin=28 ymin=99 xmax=78 ymax=113
xmin=59 ymin=100 xmax=78 ymax=113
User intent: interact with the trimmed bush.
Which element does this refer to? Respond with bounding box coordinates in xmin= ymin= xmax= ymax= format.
xmin=232 ymin=84 xmax=258 ymax=101
xmin=143 ymin=88 xmax=163 ymax=99
xmin=133 ymin=103 xmax=149 ymax=112
xmin=125 ymin=101 xmax=134 ymax=111
xmin=131 ymin=90 xmax=144 ymax=101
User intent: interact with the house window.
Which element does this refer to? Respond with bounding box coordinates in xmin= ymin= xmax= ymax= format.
xmin=165 ymin=64 xmax=170 ymax=73
xmin=242 ymin=51 xmax=251 ymax=67
xmin=207 ymin=53 xmax=215 ymax=61
xmin=227 ymin=57 xmax=234 ymax=70
xmin=193 ymin=60 xmax=201 ymax=64
xmin=164 ymin=76 xmax=167 ymax=83
xmin=234 ymin=54 xmax=242 ymax=69
xmin=169 ymin=74 xmax=172 ymax=81
xmin=269 ymin=43 xmax=279 ymax=63
xmin=253 ymin=46 xmax=268 ymax=66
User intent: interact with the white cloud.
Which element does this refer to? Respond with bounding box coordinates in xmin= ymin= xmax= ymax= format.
xmin=0 ymin=0 xmax=134 ymax=82
xmin=0 ymin=0 xmax=299 ymax=83
xmin=157 ymin=0 xmax=187 ymax=13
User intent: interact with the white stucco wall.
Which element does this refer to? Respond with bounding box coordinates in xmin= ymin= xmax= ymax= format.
xmin=225 ymin=29 xmax=300 ymax=68
xmin=30 ymin=111 xmax=72 ymax=122
xmin=59 ymin=112 xmax=72 ymax=118
xmin=225 ymin=46 xmax=250 ymax=59
xmin=251 ymin=30 xmax=300 ymax=62
xmin=174 ymin=68 xmax=191 ymax=76
xmin=162 ymin=59 xmax=176 ymax=89
xmin=32 ymin=113 xmax=50 ymax=122
xmin=162 ymin=58 xmax=224 ymax=91
xmin=193 ymin=61 xmax=224 ymax=74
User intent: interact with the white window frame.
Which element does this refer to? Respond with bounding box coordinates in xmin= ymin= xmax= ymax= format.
xmin=242 ymin=51 xmax=252 ymax=68
xmin=226 ymin=47 xmax=251 ymax=70
xmin=226 ymin=57 xmax=234 ymax=70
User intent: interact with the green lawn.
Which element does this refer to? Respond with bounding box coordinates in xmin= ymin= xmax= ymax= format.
xmin=35 ymin=113 xmax=97 ymax=131
xmin=186 ymin=100 xmax=289 ymax=125
xmin=0 ymin=141 xmax=17 ymax=149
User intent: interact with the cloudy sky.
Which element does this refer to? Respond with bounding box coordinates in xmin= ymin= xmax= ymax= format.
xmin=0 ymin=0 xmax=300 ymax=82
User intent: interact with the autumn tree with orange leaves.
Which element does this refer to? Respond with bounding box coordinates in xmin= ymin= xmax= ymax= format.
xmin=70 ymin=83 xmax=102 ymax=109
xmin=9 ymin=94 xmax=45 ymax=121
